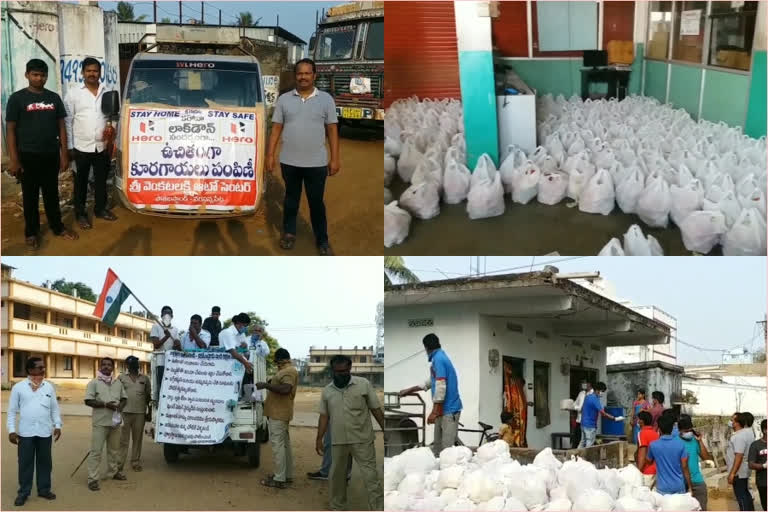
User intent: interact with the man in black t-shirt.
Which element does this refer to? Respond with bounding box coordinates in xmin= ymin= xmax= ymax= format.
xmin=748 ymin=419 xmax=767 ymax=511
xmin=202 ymin=306 xmax=222 ymax=346
xmin=5 ymin=59 xmax=78 ymax=249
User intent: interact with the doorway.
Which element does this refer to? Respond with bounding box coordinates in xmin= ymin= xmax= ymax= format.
xmin=569 ymin=366 xmax=598 ymax=401
xmin=502 ymin=356 xmax=527 ymax=448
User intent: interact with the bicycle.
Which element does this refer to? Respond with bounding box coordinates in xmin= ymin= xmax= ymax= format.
xmin=455 ymin=421 xmax=500 ymax=448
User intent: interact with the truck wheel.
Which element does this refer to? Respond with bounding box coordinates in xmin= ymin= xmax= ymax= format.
xmin=163 ymin=443 xmax=179 ymax=463
xmin=247 ymin=442 xmax=260 ymax=467
xmin=259 ymin=427 xmax=269 ymax=444
xmin=233 ymin=442 xmax=246 ymax=456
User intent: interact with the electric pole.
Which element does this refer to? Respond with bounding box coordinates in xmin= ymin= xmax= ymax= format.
xmin=179 ymin=1 xmax=182 ymax=26
xmin=201 ymin=2 xmax=204 ymax=24
xmin=153 ymin=1 xmax=157 ymax=23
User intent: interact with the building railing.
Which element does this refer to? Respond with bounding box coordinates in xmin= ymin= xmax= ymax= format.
xmin=10 ymin=318 xmax=153 ymax=351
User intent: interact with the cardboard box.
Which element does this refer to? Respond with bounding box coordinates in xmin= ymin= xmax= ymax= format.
xmin=647 ymin=31 xmax=670 ymax=59
xmin=716 ymin=50 xmax=751 ymax=70
xmin=607 ymin=40 xmax=634 ymax=65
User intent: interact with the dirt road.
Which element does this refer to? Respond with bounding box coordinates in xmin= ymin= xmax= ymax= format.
xmin=1 ymin=126 xmax=383 ymax=256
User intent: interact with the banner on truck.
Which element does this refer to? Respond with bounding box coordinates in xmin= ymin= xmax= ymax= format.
xmin=125 ymin=107 xmax=259 ymax=208
xmin=156 ymin=350 xmax=245 ymax=445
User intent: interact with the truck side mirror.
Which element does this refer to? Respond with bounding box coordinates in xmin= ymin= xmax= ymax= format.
xmin=101 ymin=90 xmax=120 ymax=117
xmin=309 ymin=34 xmax=316 ymax=54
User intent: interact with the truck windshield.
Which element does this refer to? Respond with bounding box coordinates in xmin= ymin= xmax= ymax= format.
xmin=126 ymin=67 xmax=262 ymax=107
xmin=316 ymin=25 xmax=357 ymax=61
xmin=365 ymin=20 xmax=384 ymax=59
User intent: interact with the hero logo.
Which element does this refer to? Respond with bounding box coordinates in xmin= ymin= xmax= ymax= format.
xmin=223 ymin=123 xmax=252 ymax=143
xmin=177 ymin=62 xmax=216 ymax=68
xmin=133 ymin=120 xmax=162 ymax=142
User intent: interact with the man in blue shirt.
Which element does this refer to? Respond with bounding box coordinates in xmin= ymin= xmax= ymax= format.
xmin=646 ymin=413 xmax=694 ymax=495
xmin=399 ymin=333 xmax=462 ymax=456
xmin=578 ymin=382 xmax=621 ymax=448
xmin=678 ymin=414 xmax=712 ymax=510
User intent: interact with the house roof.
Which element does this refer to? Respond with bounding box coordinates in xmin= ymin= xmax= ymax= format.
xmin=607 ymin=360 xmax=685 ymax=374
xmin=684 ymin=363 xmax=766 ymax=376
xmin=385 ymin=270 xmax=671 ymax=347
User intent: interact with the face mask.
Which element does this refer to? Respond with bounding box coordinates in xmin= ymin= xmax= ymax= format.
xmin=333 ymin=374 xmax=351 ymax=388
xmin=681 ymin=432 xmax=694 ymax=440
xmin=238 ymin=326 xmax=247 ymax=334
xmin=128 ymin=363 xmax=139 ymax=372
xmin=162 ymin=314 xmax=172 ymax=326
xmin=728 ymin=420 xmax=734 ymax=428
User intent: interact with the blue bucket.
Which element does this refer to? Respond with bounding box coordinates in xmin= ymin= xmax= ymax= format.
xmin=602 ymin=406 xmax=625 ymax=435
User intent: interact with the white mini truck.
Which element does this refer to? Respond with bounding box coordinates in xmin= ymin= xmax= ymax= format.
xmin=148 ymin=348 xmax=269 ymax=467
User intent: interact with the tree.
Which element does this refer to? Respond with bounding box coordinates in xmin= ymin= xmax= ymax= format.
xmin=236 ymin=12 xmax=254 ymax=26
xmin=116 ymin=2 xmax=147 ymax=22
xmin=384 ymin=256 xmax=420 ymax=287
xmin=45 ymin=279 xmax=97 ymax=302
xmin=222 ymin=312 xmax=280 ymax=372
xmin=132 ymin=310 xmax=149 ymax=318
xmin=753 ymin=349 xmax=766 ymax=363
xmin=160 ymin=17 xmax=172 ymax=23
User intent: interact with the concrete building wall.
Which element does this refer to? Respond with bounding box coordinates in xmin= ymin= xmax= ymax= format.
xmin=682 ymin=378 xmax=767 ymax=417
xmin=478 ymin=315 xmax=608 ymax=450
xmin=384 ymin=302 xmax=480 ymax=449
xmin=607 ymin=364 xmax=683 ymax=412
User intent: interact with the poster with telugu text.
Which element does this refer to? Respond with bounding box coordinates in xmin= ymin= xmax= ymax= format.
xmin=156 ymin=350 xmax=245 ymax=445
xmin=125 ymin=107 xmax=259 ymax=209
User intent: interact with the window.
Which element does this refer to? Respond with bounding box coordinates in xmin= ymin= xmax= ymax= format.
xmin=360 ymin=356 xmax=367 ymax=363
xmin=64 ymin=356 xmax=73 ymax=371
xmin=707 ymin=1 xmax=757 ymax=70
xmin=119 ymin=329 xmax=128 ymax=338
xmin=316 ymin=24 xmax=357 ymax=61
xmin=535 ymin=1 xmax=598 ymax=53
xmin=672 ymin=1 xmax=708 ymax=63
xmin=647 ymin=1 xmax=673 ymax=59
xmin=364 ymin=20 xmax=383 ymax=60
xmin=533 ymin=361 xmax=551 ymax=428
xmin=13 ymin=303 xmax=31 ymax=320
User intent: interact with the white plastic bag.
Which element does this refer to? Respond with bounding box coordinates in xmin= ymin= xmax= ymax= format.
xmin=384 ymin=201 xmax=412 ymax=247
xmin=579 ymin=169 xmax=615 ymax=215
xmin=443 ymin=160 xmax=472 ymax=204
xmin=398 ymin=140 xmax=423 ymax=183
xmin=636 ymin=173 xmax=672 ymax=228
xmin=616 ymin=167 xmax=644 ymax=214
xmin=399 ymin=181 xmax=440 ymax=220
xmin=471 ymin=154 xmax=497 ymax=188
xmin=598 ymin=238 xmax=625 ymax=256
xmin=467 ymin=158 xmax=505 ymax=220
xmin=739 ymin=187 xmax=767 ymax=218
xmin=537 ymin=172 xmax=568 ymax=205
xmin=512 ymin=164 xmax=541 ymax=204
xmin=623 ymin=224 xmax=652 ymax=256
xmin=567 ymin=159 xmax=596 ymax=200
xmin=411 ymin=157 xmax=443 ymax=191
xmin=722 ymin=208 xmax=767 ymax=256
xmin=670 ymin=179 xmax=704 ymax=226
xmin=385 ymin=154 xmax=396 ymax=186
xmin=679 ymin=210 xmax=727 ymax=254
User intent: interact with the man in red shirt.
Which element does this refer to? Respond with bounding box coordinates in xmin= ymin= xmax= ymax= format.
xmin=636 ymin=410 xmax=660 ymax=488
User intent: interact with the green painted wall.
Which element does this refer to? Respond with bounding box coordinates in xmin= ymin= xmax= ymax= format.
xmin=628 ymin=43 xmax=644 ymax=95
xmin=700 ymin=68 xmax=749 ymax=128
xmin=459 ymin=50 xmax=499 ymax=168
xmin=644 ymin=60 xmax=668 ymax=103
xmin=510 ymin=59 xmax=582 ymax=97
xmin=668 ymin=64 xmax=702 ymax=119
xmin=745 ymin=50 xmax=766 ymax=138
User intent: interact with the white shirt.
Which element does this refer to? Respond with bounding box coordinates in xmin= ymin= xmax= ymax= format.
xmin=573 ymin=389 xmax=593 ymax=424
xmin=150 ymin=323 xmax=180 ymax=366
xmin=182 ymin=329 xmax=212 ymax=351
xmin=6 ymin=380 xmax=62 ymax=437
xmin=218 ymin=325 xmax=248 ymax=351
xmin=64 ymin=82 xmax=109 ymax=152
xmin=292 ymin=87 xmax=318 ymax=103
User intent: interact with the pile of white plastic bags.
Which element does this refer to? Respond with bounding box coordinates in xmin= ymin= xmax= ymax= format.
xmin=385 ymin=443 xmax=702 ymax=511
xmin=384 ymin=94 xmax=766 ymax=254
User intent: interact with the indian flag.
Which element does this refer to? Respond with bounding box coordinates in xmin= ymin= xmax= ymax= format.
xmin=93 ymin=269 xmax=132 ymax=327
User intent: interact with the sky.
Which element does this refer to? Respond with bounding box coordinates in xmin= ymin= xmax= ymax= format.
xmin=394 ymin=256 xmax=767 ymax=366
xmin=3 ymin=256 xmax=382 ymax=360
xmin=98 ymin=1 xmax=344 ymax=47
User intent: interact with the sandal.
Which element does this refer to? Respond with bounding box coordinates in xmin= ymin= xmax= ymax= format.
xmin=55 ymin=229 xmax=79 ymax=241
xmin=279 ymin=234 xmax=296 ymax=250
xmin=267 ymin=473 xmax=293 ymax=483
xmin=77 ymin=216 xmax=92 ymax=229
xmin=260 ymin=477 xmax=287 ymax=489
xmin=88 ymin=481 xmax=99 ymax=491
xmin=25 ymin=236 xmax=39 ymax=250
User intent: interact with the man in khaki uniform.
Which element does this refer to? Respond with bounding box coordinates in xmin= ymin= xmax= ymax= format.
xmin=256 ymin=348 xmax=298 ymax=489
xmin=84 ymin=357 xmax=127 ymax=491
xmin=318 ymin=354 xmax=385 ymax=510
xmin=117 ymin=356 xmax=151 ymax=472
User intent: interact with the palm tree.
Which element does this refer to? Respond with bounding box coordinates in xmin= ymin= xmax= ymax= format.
xmin=160 ymin=17 xmax=172 ymax=23
xmin=116 ymin=2 xmax=147 ymax=22
xmin=384 ymin=256 xmax=420 ymax=287
xmin=236 ymin=12 xmax=254 ymax=26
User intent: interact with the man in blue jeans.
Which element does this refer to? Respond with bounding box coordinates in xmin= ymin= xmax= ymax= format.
xmin=267 ymin=58 xmax=340 ymax=256
xmin=728 ymin=412 xmax=756 ymax=511
xmin=646 ymin=413 xmax=694 ymax=495
xmin=578 ymin=382 xmax=621 ymax=448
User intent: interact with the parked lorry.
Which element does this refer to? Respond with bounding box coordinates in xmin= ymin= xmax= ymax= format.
xmin=309 ymin=1 xmax=384 ymax=126
xmin=104 ymin=26 xmax=267 ymax=217
xmin=148 ymin=346 xmax=269 ymax=467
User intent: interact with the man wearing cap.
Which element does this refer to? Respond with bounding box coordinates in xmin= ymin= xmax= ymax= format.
xmin=117 ymin=356 xmax=151 ymax=472
xmin=202 ymin=306 xmax=222 ymax=347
